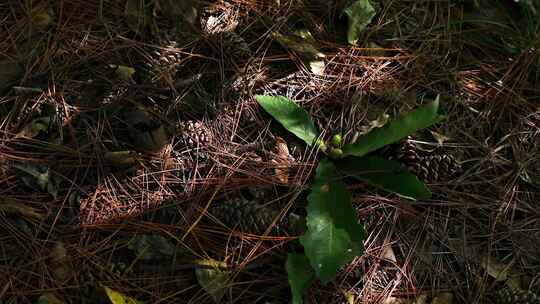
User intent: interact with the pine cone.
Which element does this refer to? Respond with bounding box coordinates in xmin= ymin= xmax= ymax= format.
xmin=496 ymin=288 xmax=540 ymax=304
xmin=381 ymin=137 xmax=461 ymax=182
xmin=384 ymin=136 xmax=421 ymax=168
xmin=208 ymin=198 xmax=304 ymax=235
xmin=410 ymin=154 xmax=461 ymax=182
xmin=209 ymin=31 xmax=251 ymax=59
xmin=178 ymin=120 xmax=212 ymax=149
xmin=140 ymin=40 xmax=184 ymax=85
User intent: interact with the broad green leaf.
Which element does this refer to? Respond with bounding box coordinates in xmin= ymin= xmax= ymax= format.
xmin=299 ymin=160 xmax=365 ymax=284
xmin=344 ymin=0 xmax=377 ymax=45
xmin=343 ymin=96 xmax=443 ymax=157
xmin=195 ymin=259 xmax=230 ymax=304
xmin=255 ymin=95 xmax=319 ymax=146
xmin=335 ymin=156 xmax=431 ymax=200
xmin=102 ymin=286 xmax=138 ymax=304
xmin=286 ymin=253 xmax=315 ymax=304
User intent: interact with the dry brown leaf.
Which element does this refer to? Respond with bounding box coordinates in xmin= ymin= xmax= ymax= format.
xmin=273 ymin=137 xmax=291 ymax=184
xmin=0 ymin=200 xmax=44 ymax=219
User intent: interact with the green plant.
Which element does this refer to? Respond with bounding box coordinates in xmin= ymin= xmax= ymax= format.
xmin=255 ymin=95 xmax=442 ymax=304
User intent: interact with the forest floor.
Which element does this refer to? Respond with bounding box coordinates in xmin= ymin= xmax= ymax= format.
xmin=0 ymin=1 xmax=539 ymax=303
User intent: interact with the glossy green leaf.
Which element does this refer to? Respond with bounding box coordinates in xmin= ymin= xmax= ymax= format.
xmin=344 ymin=0 xmax=377 ymax=45
xmin=343 ymin=96 xmax=443 ymax=157
xmin=299 ymin=160 xmax=365 ymax=284
xmin=255 ymin=95 xmax=319 ymax=146
xmin=286 ymin=253 xmax=315 ymax=304
xmin=335 ymin=156 xmax=431 ymax=200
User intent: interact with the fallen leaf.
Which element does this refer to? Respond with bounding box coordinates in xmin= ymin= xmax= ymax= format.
xmin=273 ymin=136 xmax=291 ymax=184
xmin=481 ymin=255 xmax=511 ymax=282
xmin=112 ymin=65 xmax=136 ymax=81
xmin=381 ymin=244 xmax=397 ymax=263
xmin=309 ymin=60 xmax=325 ymax=75
xmin=51 ymin=242 xmax=71 ymax=284
xmin=15 ymin=117 xmax=51 ymax=138
xmin=273 ymin=30 xmax=325 ymax=59
xmin=102 ymin=286 xmax=138 ymax=304
xmin=105 ymin=151 xmax=139 ymax=166
xmin=0 ymin=200 xmax=44 ymax=219
xmin=431 ymin=292 xmax=453 ymax=304
xmin=38 ymin=293 xmax=65 ymax=304
xmin=195 ymin=259 xmax=230 ymax=303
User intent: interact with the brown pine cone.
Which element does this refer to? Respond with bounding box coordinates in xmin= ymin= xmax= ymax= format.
xmin=207 ymin=197 xmax=304 ymax=235
xmin=140 ymin=40 xmax=184 ymax=85
xmin=410 ymin=154 xmax=462 ymax=182
xmin=178 ymin=120 xmax=213 ymax=149
xmin=209 ymin=31 xmax=251 ymax=59
xmin=382 ymin=137 xmax=461 ymax=182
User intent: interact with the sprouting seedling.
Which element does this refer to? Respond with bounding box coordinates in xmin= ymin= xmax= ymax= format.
xmin=255 ymin=94 xmax=442 ymax=304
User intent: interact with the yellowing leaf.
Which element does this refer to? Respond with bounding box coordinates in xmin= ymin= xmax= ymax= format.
xmin=104 ymin=151 xmax=139 ymax=166
xmin=51 ymin=242 xmax=71 ymax=283
xmin=102 ymin=286 xmax=138 ymax=304
xmin=481 ymin=255 xmax=510 ymax=282
xmin=15 ymin=117 xmax=51 ymax=138
xmin=432 ymin=292 xmax=454 ymax=304
xmin=195 ymin=259 xmax=230 ymax=303
xmin=0 ymin=200 xmax=44 ymax=219
xmin=273 ymin=31 xmax=325 ymax=59
xmin=112 ymin=65 xmax=136 ymax=81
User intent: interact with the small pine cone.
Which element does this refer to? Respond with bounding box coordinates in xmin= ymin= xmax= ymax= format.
xmin=178 ymin=120 xmax=212 ymax=149
xmin=140 ymin=40 xmax=184 ymax=85
xmin=381 ymin=137 xmax=461 ymax=182
xmin=496 ymin=288 xmax=540 ymax=304
xmin=385 ymin=136 xmax=421 ymax=168
xmin=210 ymin=31 xmax=251 ymax=59
xmin=208 ymin=198 xmax=303 ymax=235
xmin=410 ymin=154 xmax=461 ymax=182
